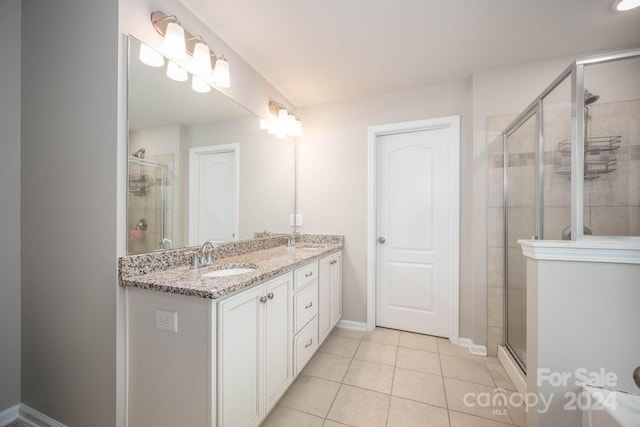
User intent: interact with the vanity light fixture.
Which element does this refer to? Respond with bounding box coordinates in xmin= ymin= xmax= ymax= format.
xmin=260 ymin=102 xmax=303 ymax=139
xmin=192 ymin=76 xmax=211 ymax=93
xmin=150 ymin=10 xmax=231 ymax=89
xmin=613 ymin=0 xmax=640 ymax=10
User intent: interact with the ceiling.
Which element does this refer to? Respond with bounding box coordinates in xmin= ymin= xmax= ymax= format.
xmin=179 ymin=0 xmax=640 ymax=107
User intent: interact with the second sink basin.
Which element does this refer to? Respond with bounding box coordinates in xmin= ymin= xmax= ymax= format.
xmin=202 ymin=266 xmax=256 ymax=278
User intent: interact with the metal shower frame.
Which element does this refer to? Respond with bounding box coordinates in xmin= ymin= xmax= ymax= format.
xmin=501 ymin=47 xmax=640 ymax=373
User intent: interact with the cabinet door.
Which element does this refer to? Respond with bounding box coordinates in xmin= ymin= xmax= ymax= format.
xmin=330 ymin=252 xmax=343 ymax=328
xmin=264 ymin=273 xmax=293 ymax=413
xmin=218 ymin=285 xmax=263 ymax=427
xmin=318 ymin=255 xmax=333 ymax=344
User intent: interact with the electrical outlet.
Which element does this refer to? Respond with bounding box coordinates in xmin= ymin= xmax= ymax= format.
xmin=295 ymin=214 xmax=303 ymax=226
xmin=155 ymin=310 xmax=178 ymax=333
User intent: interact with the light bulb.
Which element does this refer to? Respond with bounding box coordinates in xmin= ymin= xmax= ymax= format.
xmin=191 ymin=42 xmax=212 ymax=78
xmin=613 ymin=0 xmax=640 ymax=10
xmin=139 ymin=43 xmax=164 ymax=67
xmin=259 ymin=119 xmax=269 ymax=130
xmin=163 ymin=22 xmax=186 ymax=59
xmin=212 ymin=57 xmax=231 ymax=88
xmin=291 ymin=118 xmax=303 ymax=137
xmin=191 ymin=75 xmax=211 ymax=93
xmin=166 ymin=61 xmax=188 ymax=82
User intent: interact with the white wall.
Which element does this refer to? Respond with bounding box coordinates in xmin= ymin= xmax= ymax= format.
xmin=20 ymin=0 xmax=119 ymax=425
xmin=297 ymin=79 xmax=476 ymax=339
xmin=526 ymin=256 xmax=640 ymax=427
xmin=0 ymin=0 xmax=21 ymax=413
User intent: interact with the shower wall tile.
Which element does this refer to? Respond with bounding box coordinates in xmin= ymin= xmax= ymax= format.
xmin=506 ymin=207 xmax=535 ymax=247
xmin=543 ymin=164 xmax=572 ymax=207
xmin=506 ymin=248 xmax=525 ymax=290
xmin=588 ymin=161 xmax=629 ymax=207
xmin=543 ymin=206 xmax=571 ymax=241
xmin=629 ymin=160 xmax=640 ymax=207
xmin=488 ymin=287 xmax=504 ymax=328
xmin=488 ymin=207 xmax=505 ymax=248
xmin=488 ymin=167 xmax=504 ymax=208
xmin=506 ymin=288 xmax=525 ymax=331
xmin=487 ymin=247 xmax=504 ymax=288
xmin=487 ymin=327 xmax=503 ymax=357
xmin=590 ymin=206 xmax=631 ymax=236
xmin=507 ymin=166 xmax=536 ymax=208
xmin=629 ymin=207 xmax=640 ymax=235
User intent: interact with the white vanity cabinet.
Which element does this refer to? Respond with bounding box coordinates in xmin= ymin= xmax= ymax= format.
xmin=292 ymin=261 xmax=319 ymax=375
xmin=217 ymin=272 xmax=293 ymax=427
xmin=319 ymin=251 xmax=343 ymax=344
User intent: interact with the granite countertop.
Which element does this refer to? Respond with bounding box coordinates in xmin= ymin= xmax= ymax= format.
xmin=120 ymin=243 xmax=342 ymax=299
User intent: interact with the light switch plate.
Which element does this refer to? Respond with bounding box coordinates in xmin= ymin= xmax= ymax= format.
xmin=295 ymin=214 xmax=303 ymax=226
xmin=289 ymin=214 xmax=295 ymax=226
xmin=155 ymin=310 xmax=178 ymax=333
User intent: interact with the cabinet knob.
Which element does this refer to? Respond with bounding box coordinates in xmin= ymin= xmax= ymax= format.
xmin=304 ymin=301 xmax=313 ymax=309
xmin=305 ymin=339 xmax=313 ymax=348
xmin=259 ymin=296 xmax=267 ymax=303
xmin=305 ymin=272 xmax=313 ymax=278
xmin=378 ymin=237 xmax=386 ymax=244
xmin=330 ymin=260 xmax=337 ymax=265
xmin=267 ymin=292 xmax=274 ymax=300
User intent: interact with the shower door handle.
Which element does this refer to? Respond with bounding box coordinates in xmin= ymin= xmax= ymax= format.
xmin=378 ymin=237 xmax=386 ymax=244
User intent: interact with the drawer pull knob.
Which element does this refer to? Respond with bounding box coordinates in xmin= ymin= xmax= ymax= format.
xmin=259 ymin=296 xmax=267 ymax=303
xmin=305 ymin=339 xmax=313 ymax=348
xmin=305 ymin=302 xmax=313 ymax=309
xmin=267 ymin=292 xmax=274 ymax=300
xmin=305 ymin=272 xmax=313 ymax=278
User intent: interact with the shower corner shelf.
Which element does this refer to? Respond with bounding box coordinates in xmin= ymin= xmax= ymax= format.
xmin=554 ymin=135 xmax=621 ymax=180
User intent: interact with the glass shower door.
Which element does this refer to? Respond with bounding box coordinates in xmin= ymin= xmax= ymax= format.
xmin=504 ymin=112 xmax=537 ymax=372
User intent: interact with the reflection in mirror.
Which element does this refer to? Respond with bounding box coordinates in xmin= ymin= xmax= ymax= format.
xmin=127 ymin=36 xmax=295 ymax=255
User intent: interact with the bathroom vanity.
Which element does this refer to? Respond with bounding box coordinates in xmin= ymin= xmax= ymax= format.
xmin=120 ymin=235 xmax=343 ymax=427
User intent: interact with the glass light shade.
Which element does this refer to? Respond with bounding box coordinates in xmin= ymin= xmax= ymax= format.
xmin=259 ymin=119 xmax=269 ymax=130
xmin=139 ymin=43 xmax=164 ymax=67
xmin=191 ymin=75 xmax=211 ymax=93
xmin=191 ymin=42 xmax=212 ymax=77
xmin=613 ymin=0 xmax=640 ymax=10
xmin=163 ymin=22 xmax=186 ymax=59
xmin=291 ymin=118 xmax=303 ymax=136
xmin=166 ymin=61 xmax=188 ymax=82
xmin=212 ymin=57 xmax=231 ymax=88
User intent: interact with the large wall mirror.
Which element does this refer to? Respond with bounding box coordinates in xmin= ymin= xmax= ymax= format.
xmin=127 ymin=36 xmax=295 ymax=255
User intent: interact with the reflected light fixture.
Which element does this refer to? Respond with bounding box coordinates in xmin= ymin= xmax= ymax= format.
xmin=260 ymin=102 xmax=303 ymax=139
xmin=192 ymin=76 xmax=211 ymax=93
xmin=613 ymin=0 xmax=640 ymax=10
xmin=139 ymin=42 xmax=164 ymax=67
xmin=150 ymin=10 xmax=231 ymax=89
xmin=166 ymin=61 xmax=188 ymax=82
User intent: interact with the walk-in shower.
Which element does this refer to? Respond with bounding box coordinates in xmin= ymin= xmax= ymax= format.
xmin=127 ymin=155 xmax=169 ymax=255
xmin=501 ymin=49 xmax=640 ymax=373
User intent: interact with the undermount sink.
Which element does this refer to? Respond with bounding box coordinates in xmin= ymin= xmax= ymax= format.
xmin=202 ymin=267 xmax=256 ymax=278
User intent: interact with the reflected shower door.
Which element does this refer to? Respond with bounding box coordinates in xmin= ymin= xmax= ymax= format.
xmin=505 ymin=113 xmax=537 ymax=372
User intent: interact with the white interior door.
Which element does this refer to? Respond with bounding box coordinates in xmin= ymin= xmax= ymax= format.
xmin=375 ymin=125 xmax=455 ymax=337
xmin=189 ymin=145 xmax=238 ymax=245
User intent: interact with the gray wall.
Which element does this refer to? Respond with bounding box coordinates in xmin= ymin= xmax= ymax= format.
xmin=0 ymin=0 xmax=22 ymax=413
xmin=21 ymin=0 xmax=119 ymax=425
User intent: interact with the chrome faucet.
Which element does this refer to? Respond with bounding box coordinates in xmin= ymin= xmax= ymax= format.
xmin=191 ymin=240 xmax=218 ymax=269
xmin=287 ymin=231 xmax=299 ymax=247
xmin=160 ymin=238 xmax=174 ymax=250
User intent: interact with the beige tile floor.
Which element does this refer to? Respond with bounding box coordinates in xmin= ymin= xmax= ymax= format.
xmin=263 ymin=327 xmax=526 ymax=427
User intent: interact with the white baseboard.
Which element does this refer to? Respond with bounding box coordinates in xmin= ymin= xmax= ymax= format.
xmin=451 ymin=337 xmax=488 ymax=356
xmin=0 ymin=405 xmax=20 ymax=425
xmin=498 ymin=345 xmax=527 ymax=396
xmin=18 ymin=404 xmax=67 ymax=427
xmin=336 ymin=319 xmax=367 ymax=331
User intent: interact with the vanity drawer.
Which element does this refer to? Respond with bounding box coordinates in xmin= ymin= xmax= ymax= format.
xmin=294 ymin=282 xmax=318 ymax=334
xmin=294 ymin=317 xmax=318 ymax=375
xmin=294 ymin=261 xmax=318 ymax=291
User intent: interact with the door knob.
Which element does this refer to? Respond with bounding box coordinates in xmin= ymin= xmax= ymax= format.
xmin=378 ymin=237 xmax=386 ymax=244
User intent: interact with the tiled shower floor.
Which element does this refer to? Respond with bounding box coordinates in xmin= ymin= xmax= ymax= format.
xmin=262 ymin=327 xmax=525 ymax=427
